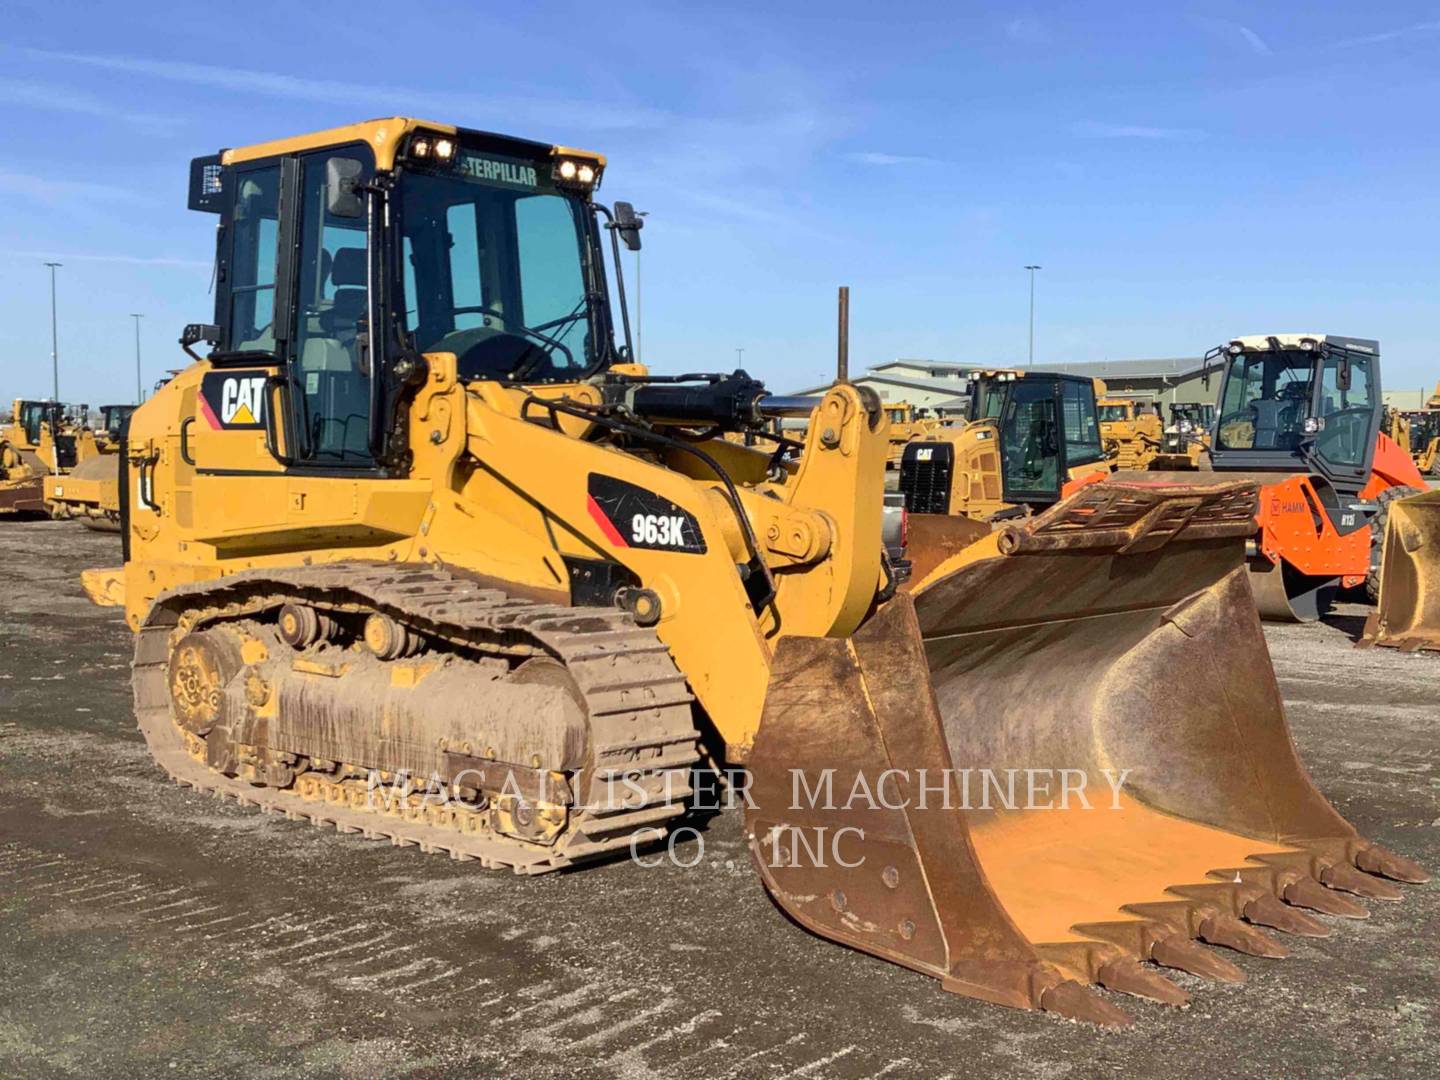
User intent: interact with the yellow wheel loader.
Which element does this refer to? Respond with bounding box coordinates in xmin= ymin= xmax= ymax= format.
xmin=84 ymin=118 xmax=1427 ymax=1026
xmin=1363 ymin=480 xmax=1440 ymax=652
xmin=1098 ymin=396 xmax=1162 ymax=470
xmin=45 ymin=404 xmax=138 ymax=530
xmin=1 ymin=399 xmax=92 ymax=516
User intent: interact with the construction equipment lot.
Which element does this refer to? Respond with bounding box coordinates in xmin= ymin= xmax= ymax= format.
xmin=2 ymin=521 xmax=1435 ymax=1079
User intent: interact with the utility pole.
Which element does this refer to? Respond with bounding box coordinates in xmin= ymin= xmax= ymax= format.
xmin=45 ymin=262 xmax=62 ymax=399
xmin=1024 ymin=265 xmax=1041 ymax=365
xmin=131 ymin=314 xmax=145 ymax=402
xmin=736 ymin=346 xmax=745 ymax=367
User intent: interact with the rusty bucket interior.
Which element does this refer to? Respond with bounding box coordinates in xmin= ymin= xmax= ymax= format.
xmin=1364 ymin=487 xmax=1440 ymax=652
xmin=746 ymin=476 xmax=1428 ymax=1025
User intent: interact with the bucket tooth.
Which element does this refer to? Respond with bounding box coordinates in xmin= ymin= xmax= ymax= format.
xmin=1150 ymin=935 xmax=1246 ymax=983
xmin=1040 ymin=981 xmax=1135 ymax=1027
xmin=1198 ymin=913 xmax=1288 ymax=958
xmin=1096 ymin=959 xmax=1191 ymax=1006
xmin=1284 ymin=877 xmax=1369 ymax=919
xmin=1243 ymin=894 xmax=1330 ymax=938
xmin=1355 ymin=844 xmax=1431 ymax=884
xmin=1321 ymin=861 xmax=1403 ymax=901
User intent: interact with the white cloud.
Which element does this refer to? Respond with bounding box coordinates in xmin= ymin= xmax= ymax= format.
xmin=1236 ymin=25 xmax=1273 ymax=56
xmin=0 ymin=249 xmax=209 ymax=268
xmin=842 ymin=151 xmax=942 ymax=167
xmin=0 ymin=168 xmax=137 ymax=205
xmin=0 ymin=77 xmax=179 ymax=135
xmin=23 ymin=48 xmax=666 ymax=133
xmin=1004 ymin=16 xmax=1045 ymax=43
xmin=1331 ymin=19 xmax=1440 ymax=48
xmin=1071 ymin=121 xmax=1205 ymax=141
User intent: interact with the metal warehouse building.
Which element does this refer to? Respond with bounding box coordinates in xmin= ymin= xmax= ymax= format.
xmin=793 ymin=356 xmax=1213 ymax=411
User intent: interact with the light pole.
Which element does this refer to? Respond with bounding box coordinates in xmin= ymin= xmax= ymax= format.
xmin=131 ymin=314 xmax=145 ymax=402
xmin=45 ymin=262 xmax=62 ymax=399
xmin=634 ymin=210 xmax=648 ymax=365
xmin=1024 ymin=265 xmax=1041 ymax=365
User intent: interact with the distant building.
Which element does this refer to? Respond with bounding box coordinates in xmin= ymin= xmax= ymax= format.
xmin=794 ymin=356 xmax=1214 ymax=412
xmin=1383 ymin=388 xmax=1430 ymax=412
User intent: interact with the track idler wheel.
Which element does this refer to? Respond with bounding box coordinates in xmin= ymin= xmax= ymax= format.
xmin=363 ymin=612 xmax=422 ymax=659
xmin=277 ymin=603 xmax=336 ymax=649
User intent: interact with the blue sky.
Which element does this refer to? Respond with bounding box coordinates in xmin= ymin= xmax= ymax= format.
xmin=2 ymin=1 xmax=1439 ymax=405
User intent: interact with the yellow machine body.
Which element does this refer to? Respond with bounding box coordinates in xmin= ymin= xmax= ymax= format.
xmin=1098 ymin=396 xmax=1162 ymax=470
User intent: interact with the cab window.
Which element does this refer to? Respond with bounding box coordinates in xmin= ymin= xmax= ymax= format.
xmin=1315 ymin=354 xmax=1375 ymax=469
xmin=1062 ymin=381 xmax=1104 ymax=465
xmin=1001 ymin=380 xmax=1060 ymax=497
xmin=227 ymin=167 xmax=280 ymax=352
xmin=1216 ymin=352 xmax=1313 ymax=451
xmin=290 ymin=151 xmax=372 ymax=462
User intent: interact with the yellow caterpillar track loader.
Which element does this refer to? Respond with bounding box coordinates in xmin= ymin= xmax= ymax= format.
xmin=1 ymin=399 xmax=92 ymax=516
xmin=46 ymin=404 xmax=138 ymax=529
xmin=84 ymin=118 xmax=1426 ymax=1026
xmin=1098 ymin=395 xmax=1162 ymax=470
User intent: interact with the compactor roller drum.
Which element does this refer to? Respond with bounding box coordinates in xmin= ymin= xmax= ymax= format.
xmin=88 ymin=118 xmax=1428 ymax=1027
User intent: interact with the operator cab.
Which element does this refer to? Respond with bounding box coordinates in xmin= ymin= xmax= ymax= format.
xmin=900 ymin=370 xmax=1105 ymax=513
xmin=99 ymin=405 xmax=138 ymax=442
xmin=1209 ymin=334 xmax=1381 ymax=495
xmin=18 ymin=401 xmax=63 ymax=447
xmin=1168 ymin=402 xmax=1214 ymax=432
xmin=15 ymin=400 xmax=77 ymax=468
xmin=187 ymin=118 xmax=636 ymax=473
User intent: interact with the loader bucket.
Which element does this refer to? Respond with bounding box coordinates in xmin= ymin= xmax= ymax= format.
xmin=1362 ymin=487 xmax=1440 ymax=652
xmin=746 ymin=475 xmax=1428 ymax=1025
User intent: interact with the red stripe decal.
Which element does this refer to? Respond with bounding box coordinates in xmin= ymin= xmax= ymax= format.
xmin=587 ymin=494 xmax=629 ymax=547
xmin=198 ymin=394 xmax=222 ymax=430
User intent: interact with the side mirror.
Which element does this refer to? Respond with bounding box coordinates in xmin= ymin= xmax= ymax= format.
xmin=326 ymin=157 xmax=365 ymax=218
xmin=613 ymin=201 xmax=644 ymax=251
xmin=1337 ymin=357 xmax=1353 ymax=392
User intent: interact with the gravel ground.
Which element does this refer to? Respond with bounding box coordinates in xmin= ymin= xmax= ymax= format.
xmin=1 ymin=520 xmax=1435 ymax=1079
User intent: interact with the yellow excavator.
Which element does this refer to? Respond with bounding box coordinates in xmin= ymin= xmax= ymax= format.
xmin=46 ymin=404 xmax=138 ymax=529
xmin=1 ymin=399 xmax=95 ymax=516
xmin=1097 ymin=395 xmax=1162 ymax=470
xmin=82 ymin=118 xmax=1426 ymax=1026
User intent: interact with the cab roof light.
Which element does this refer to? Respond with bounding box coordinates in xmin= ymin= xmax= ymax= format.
xmin=552 ymin=157 xmax=602 ymax=190
xmin=406 ymin=131 xmax=458 ymax=168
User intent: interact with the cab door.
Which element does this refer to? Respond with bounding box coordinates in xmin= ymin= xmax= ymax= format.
xmin=999 ymin=380 xmax=1062 ymax=505
xmin=181 ymin=147 xmax=428 ymax=555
